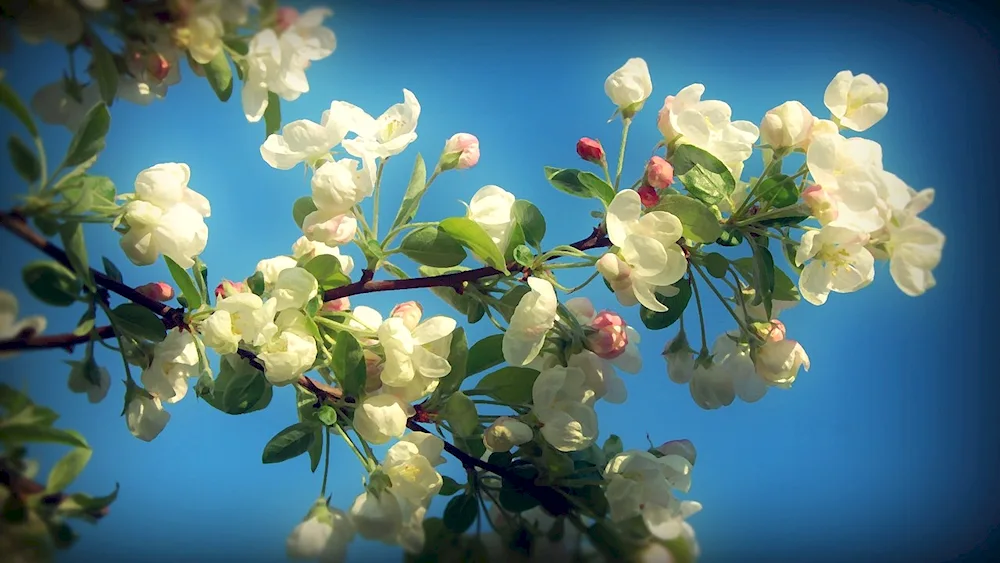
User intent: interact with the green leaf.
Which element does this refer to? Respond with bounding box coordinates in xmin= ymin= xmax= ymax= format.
xmin=443 ymin=494 xmax=478 ymax=534
xmin=702 ymin=252 xmax=730 ymax=279
xmin=261 ymin=422 xmax=317 ymax=464
xmin=441 ymin=392 xmax=478 ymax=437
xmin=639 ymin=278 xmax=692 ymax=331
xmin=439 ymin=476 xmax=463 ymax=496
xmin=717 ymin=226 xmax=744 ymax=247
xmin=22 ymin=260 xmax=81 ymax=307
xmin=466 ymin=334 xmax=504 ymax=377
xmin=651 ymin=195 xmax=723 ymax=243
xmin=247 ymin=271 xmax=266 ymax=296
xmin=417 ymin=265 xmax=481 ymax=316
xmin=64 ymin=482 xmax=119 ymax=514
xmin=292 ymin=197 xmax=318 ymax=230
xmin=512 ymin=245 xmax=533 ymax=267
xmin=264 ymin=92 xmax=281 ymax=137
xmin=108 ymin=303 xmax=166 ymax=343
xmin=602 ymin=435 xmax=623 ymax=459
xmin=88 ymin=33 xmax=118 ymax=105
xmin=315 ymin=405 xmax=338 ymax=426
xmin=63 ymin=103 xmax=110 ymax=167
xmin=434 ymin=328 xmax=468 ymax=399
xmin=332 ymin=333 xmax=366 ymax=398
xmin=756 ymin=174 xmax=799 ymax=209
xmin=672 ymin=144 xmax=735 ymax=205
xmin=439 ymin=217 xmax=507 ymax=273
xmin=0 ymin=425 xmax=88 ymax=449
xmin=224 ymin=37 xmax=249 ymax=55
xmin=8 ymin=135 xmax=40 ymax=183
xmin=60 ymin=175 xmax=116 ymax=214
xmin=474 ymin=367 xmax=538 ymax=404
xmin=498 ymin=465 xmax=541 ymax=512
xmin=163 ymin=255 xmax=201 ymax=309
xmin=578 ymin=172 xmax=616 ymax=205
xmin=307 ymin=427 xmax=323 ymax=473
xmin=399 ymin=226 xmax=467 ymax=268
xmin=46 ymin=448 xmax=92 ymax=493
xmin=512 ymin=200 xmax=546 ymax=248
xmin=544 ymin=166 xmax=591 ymax=199
xmin=391 ymin=154 xmax=428 ymax=232
xmin=758 ymin=214 xmax=809 ymax=228
xmin=494 ymin=285 xmax=530 ymax=322
xmin=204 ymin=50 xmax=234 ymax=102
xmin=0 ymin=82 xmax=38 ymax=138
xmin=59 ymin=222 xmax=92 ymax=289
xmin=782 ymin=238 xmax=803 ymax=275
xmin=72 ymin=304 xmax=96 ymax=337
xmin=214 ymin=360 xmax=270 ymax=415
xmin=743 ymin=242 xmax=776 ymax=318
xmin=503 ymin=221 xmax=526 ymax=264
xmin=771 ymin=264 xmax=799 ymax=302
xmin=303 ymin=255 xmax=350 ymax=289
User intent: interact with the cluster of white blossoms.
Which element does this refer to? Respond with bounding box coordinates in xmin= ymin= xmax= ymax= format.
xmin=287 ymin=433 xmax=447 ymax=561
xmin=116 ymin=163 xmax=211 ymax=270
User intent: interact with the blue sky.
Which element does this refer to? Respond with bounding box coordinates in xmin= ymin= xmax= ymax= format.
xmin=1 ymin=0 xmax=998 ymax=561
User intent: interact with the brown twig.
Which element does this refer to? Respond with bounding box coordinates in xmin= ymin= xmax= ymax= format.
xmin=0 ymin=325 xmax=115 ymax=353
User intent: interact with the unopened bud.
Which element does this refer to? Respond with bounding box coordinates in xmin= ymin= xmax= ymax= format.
xmin=586 ymin=311 xmax=629 ymax=359
xmin=363 ymin=350 xmax=384 ymax=393
xmin=322 ymin=297 xmax=351 ymax=312
xmin=276 ymin=6 xmax=300 ymax=32
xmin=576 ymin=137 xmax=605 ymax=164
xmin=136 ymin=282 xmax=174 ymax=302
xmin=802 ymin=184 xmax=838 ymax=224
xmin=655 ymin=438 xmax=697 ymax=465
xmin=637 ymin=185 xmax=660 ymax=207
xmin=596 ymin=253 xmax=631 ymax=288
xmin=146 ymin=52 xmax=171 ymax=82
xmin=440 ymin=133 xmax=480 ymax=170
xmin=483 ymin=416 xmax=533 ymax=453
xmin=645 ymin=156 xmax=674 ymax=190
xmin=214 ymin=280 xmax=245 ymax=299
xmin=390 ymin=301 xmax=423 ymax=332
xmin=751 ymin=320 xmax=786 ymax=343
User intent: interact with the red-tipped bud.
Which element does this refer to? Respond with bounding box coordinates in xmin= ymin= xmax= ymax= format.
xmin=214 ymin=280 xmax=245 ymax=300
xmin=645 ymin=156 xmax=674 ymax=189
xmin=586 ymin=310 xmax=629 ymax=359
xmin=576 ymin=137 xmax=605 ymax=164
xmin=637 ymin=185 xmax=660 ymax=207
xmin=136 ymin=282 xmax=175 ymax=302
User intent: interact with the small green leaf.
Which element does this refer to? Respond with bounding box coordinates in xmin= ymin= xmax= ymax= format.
xmin=758 ymin=214 xmax=809 ymax=228
xmin=315 ymin=405 xmax=338 ymax=426
xmin=217 ymin=361 xmax=269 ymax=415
xmin=702 ymin=253 xmax=730 ymax=279
xmin=261 ymin=422 xmax=317 ymax=464
xmin=247 ymin=270 xmax=266 ymax=296
xmin=46 ymin=448 xmax=92 ymax=493
xmin=474 ymin=367 xmax=539 ymax=405
xmin=63 ymin=103 xmax=110 ymax=167
xmin=307 ymin=427 xmax=323 ymax=473
xmin=639 ymin=278 xmax=692 ymax=331
xmin=0 ymin=82 xmax=38 ymax=138
xmin=60 ymin=175 xmax=116 ymax=214
xmin=466 ymin=334 xmax=504 ymax=377
xmin=512 ymin=245 xmax=534 ymax=268
xmin=544 ymin=166 xmax=591 ymax=199
xmin=224 ymin=37 xmax=249 ymax=55
xmin=163 ymin=255 xmax=201 ymax=309
xmin=672 ymin=144 xmax=735 ymax=205
xmin=651 ymin=195 xmax=723 ymax=243
xmin=756 ymin=174 xmax=799 ymax=209
xmin=783 ymin=238 xmax=803 ymax=275
xmin=602 ymin=435 xmax=623 ymax=459
xmin=745 ymin=242 xmax=777 ymax=318
xmin=439 ymin=217 xmax=507 ymax=273
xmin=0 ymin=425 xmax=89 ymax=449
xmin=88 ymin=33 xmax=118 ymax=105
xmin=399 ymin=226 xmax=467 ymax=268
xmin=59 ymin=222 xmax=92 ymax=289
xmin=717 ymin=226 xmax=744 ymax=247
xmin=442 ymin=392 xmax=478 ymax=437
xmin=434 ymin=328 xmax=468 ymax=399
xmin=22 ymin=260 xmax=81 ymax=307
xmin=439 ymin=476 xmax=463 ymax=496
xmin=8 ymin=135 xmax=40 ymax=183
xmin=204 ymin=50 xmax=234 ymax=102
xmin=303 ymin=255 xmax=350 ymax=289
xmin=443 ymin=494 xmax=479 ymax=534
xmin=108 ymin=303 xmax=166 ymax=343
xmin=332 ymin=333 xmax=366 ymax=398
xmin=264 ymin=92 xmax=281 ymax=137
xmin=771 ymin=264 xmax=800 ymax=302
xmin=578 ymin=172 xmax=616 ymax=205
xmin=391 ymin=154 xmax=428 ymax=232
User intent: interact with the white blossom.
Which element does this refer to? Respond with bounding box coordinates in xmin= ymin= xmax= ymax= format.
xmin=531 ymin=366 xmax=599 ymax=452
xmin=139 ymin=329 xmax=199 ymax=404
xmin=483 ymin=417 xmax=534 ymax=452
xmin=503 ymin=277 xmax=557 ymax=366
xmin=125 ymin=394 xmax=170 ymax=442
xmin=795 ymin=225 xmax=876 ymax=305
xmin=466 ymin=185 xmax=516 ymax=252
xmin=353 ymin=393 xmax=414 ymax=444
xmin=605 ymin=58 xmax=653 ymax=113
xmin=823 ymin=70 xmax=889 ymax=132
xmin=257 ymin=310 xmax=317 ymax=385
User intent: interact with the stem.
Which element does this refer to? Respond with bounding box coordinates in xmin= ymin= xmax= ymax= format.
xmin=734 ymin=156 xmax=783 ymax=219
xmin=601 ymin=160 xmax=612 ymax=186
xmin=331 ymin=421 xmax=370 ymax=471
xmin=613 ymin=118 xmax=632 ymax=191
xmin=687 ymin=271 xmax=708 ymax=353
xmin=320 ymin=428 xmax=331 ymax=495
xmin=372 ymin=159 xmax=387 ymax=238
xmin=692 ymin=263 xmax=752 ymax=336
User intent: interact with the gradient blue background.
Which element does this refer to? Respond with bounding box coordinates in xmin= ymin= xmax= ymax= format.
xmin=1 ymin=0 xmax=998 ymax=561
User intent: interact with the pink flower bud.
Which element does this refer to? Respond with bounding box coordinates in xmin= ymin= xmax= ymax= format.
xmin=576 ymin=137 xmax=605 ymax=164
xmin=322 ymin=297 xmax=351 ymax=312
xmin=276 ymin=6 xmax=299 ymax=32
xmin=645 ymin=156 xmax=674 ymax=189
xmin=586 ymin=310 xmax=629 ymax=359
xmin=390 ymin=301 xmax=423 ymax=332
xmin=766 ymin=320 xmax=786 ymax=343
xmin=802 ymin=184 xmax=838 ymax=224
xmin=442 ymin=133 xmax=480 ymax=170
xmin=214 ymin=280 xmax=245 ymax=299
xmin=637 ymin=185 xmax=660 ymax=207
xmin=146 ymin=52 xmax=170 ymax=82
xmin=136 ymin=282 xmax=174 ymax=302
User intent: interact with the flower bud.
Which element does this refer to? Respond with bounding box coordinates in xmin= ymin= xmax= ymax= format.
xmin=136 ymin=282 xmax=175 ymax=302
xmin=645 ymin=156 xmax=674 ymax=190
xmin=276 ymin=6 xmax=299 ymax=32
xmin=637 ymin=185 xmax=660 ymax=207
xmin=389 ymin=301 xmax=423 ymax=332
xmin=483 ymin=416 xmax=533 ymax=452
xmin=322 ymin=297 xmax=351 ymax=312
xmin=759 ymin=100 xmax=814 ymax=152
xmin=576 ymin=137 xmax=605 ymax=164
xmin=753 ymin=338 xmax=810 ymax=386
xmin=802 ymin=184 xmax=839 ymax=224
xmin=146 ymin=52 xmax=171 ymax=82
xmin=214 ymin=279 xmax=245 ymax=299
xmin=440 ymin=133 xmax=480 ymax=170
xmin=586 ymin=311 xmax=629 ymax=360
xmin=363 ymin=350 xmax=384 ymax=393
xmin=596 ymin=252 xmax=631 ymax=288
xmin=750 ymin=319 xmax=786 ymax=343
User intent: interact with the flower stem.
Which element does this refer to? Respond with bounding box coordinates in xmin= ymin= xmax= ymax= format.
xmin=372 ymin=159 xmax=387 ymax=238
xmin=320 ymin=428 xmax=331 ymax=496
xmin=692 ymin=263 xmax=752 ymax=336
xmin=331 ymin=421 xmax=370 ymax=472
xmin=614 ymin=118 xmax=632 ymax=191
xmin=687 ymin=271 xmax=708 ymax=354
